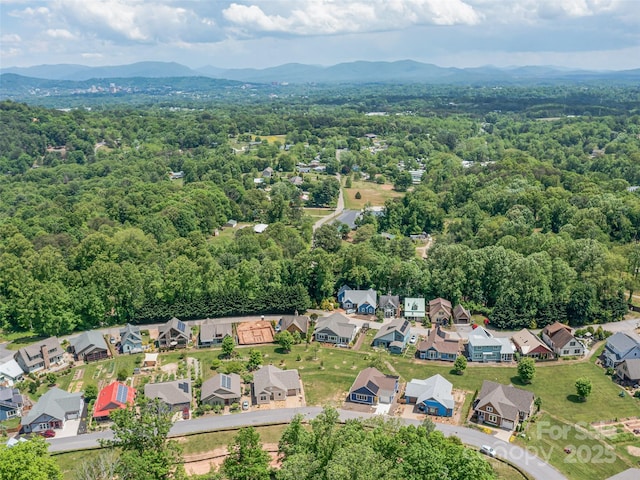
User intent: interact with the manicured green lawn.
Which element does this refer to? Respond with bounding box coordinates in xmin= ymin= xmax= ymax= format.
xmin=343 ymin=180 xmax=402 ymax=209
xmin=181 ymin=424 xmax=288 ymax=455
xmin=517 ymin=414 xmax=636 ymax=480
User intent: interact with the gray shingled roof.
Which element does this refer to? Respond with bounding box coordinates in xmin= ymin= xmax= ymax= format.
xmin=70 ymin=330 xmax=108 ymax=355
xmin=620 ymin=359 xmax=640 ymax=380
xmin=342 ymin=288 xmax=377 ymax=308
xmin=477 ymin=381 xmax=534 ymax=423
xmin=144 ymin=379 xmax=192 ymax=406
xmin=201 ymin=373 xmax=242 ymax=401
xmin=119 ymin=324 xmax=141 ymax=344
xmin=199 ymin=321 xmax=233 ymax=343
xmin=606 ymin=333 xmax=640 ymax=358
xmin=15 ymin=337 xmax=62 ymax=369
xmin=405 ymin=374 xmax=454 ymax=409
xmin=21 ymin=387 xmax=82 ymax=426
xmin=158 ymin=317 xmax=192 ymax=340
xmin=349 ymin=367 xmax=398 ymax=398
xmin=373 ymin=318 xmax=410 ymax=341
xmin=279 ymin=315 xmax=310 ymax=335
xmin=314 ymin=313 xmax=356 ymax=340
xmin=379 ymin=295 xmax=400 ymax=309
xmin=253 ymin=365 xmax=299 ymax=395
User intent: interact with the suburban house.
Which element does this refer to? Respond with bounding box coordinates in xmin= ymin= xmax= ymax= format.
xmin=14 ymin=337 xmax=64 ymax=373
xmin=0 ymin=386 xmax=25 ymax=421
xmin=404 ymin=297 xmax=426 ymax=319
xmin=405 ymin=374 xmax=454 ymax=417
xmin=70 ymin=330 xmax=110 ymax=363
xmin=224 ymin=219 xmax=238 ymax=228
xmin=277 ymin=314 xmax=311 ymax=337
xmin=474 ymin=381 xmax=535 ymax=431
xmin=198 ymin=320 xmax=232 ymax=348
xmin=615 ymin=359 xmax=640 ymax=384
xmin=378 ymin=295 xmax=401 ymax=318
xmin=511 ymin=329 xmax=555 ymax=360
xmin=93 ymin=382 xmax=135 ymax=420
xmin=119 ymin=324 xmax=143 ymax=354
xmin=20 ymin=387 xmax=83 ymax=434
xmin=0 ymin=356 xmax=24 ymax=386
xmin=337 ymin=285 xmax=377 ymax=314
xmin=453 ymin=304 xmax=471 ymax=324
xmin=262 ymin=166 xmax=274 ymax=178
xmin=541 ymin=322 xmax=585 ymax=357
xmin=314 ymin=313 xmax=357 ymax=345
xmin=372 ymin=319 xmax=411 ymax=354
xmin=416 ymin=326 xmax=462 ymax=361
xmin=429 ymin=298 xmax=453 ymax=325
xmin=201 ymin=373 xmax=242 ymax=406
xmin=144 ymin=380 xmax=192 ymax=412
xmin=348 ymin=367 xmax=399 ymax=405
xmin=252 ymin=365 xmax=301 ymax=405
xmin=603 ymin=333 xmax=640 ymax=367
xmin=157 ymin=317 xmax=191 ymax=349
xmin=468 ymin=327 xmax=515 ymax=362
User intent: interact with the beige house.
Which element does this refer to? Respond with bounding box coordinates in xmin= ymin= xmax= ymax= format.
xmin=252 ymin=365 xmax=300 ymax=405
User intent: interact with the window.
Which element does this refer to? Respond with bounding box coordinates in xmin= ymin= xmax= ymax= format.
xmin=562 ymin=350 xmax=569 ymax=355
xmin=486 ymin=406 xmax=493 ymax=413
xmin=487 ymin=414 xmax=497 ymax=424
xmin=260 ymin=395 xmax=267 ymax=401
xmin=574 ymin=349 xmax=581 ymax=354
xmin=569 ymin=341 xmax=575 ymax=346
xmin=354 ymin=393 xmax=369 ymax=402
xmin=39 ymin=423 xmax=49 ymax=430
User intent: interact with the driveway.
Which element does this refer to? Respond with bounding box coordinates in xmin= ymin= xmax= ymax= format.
xmin=54 ymin=418 xmax=80 ymax=439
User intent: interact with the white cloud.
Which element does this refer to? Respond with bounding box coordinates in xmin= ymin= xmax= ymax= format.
xmin=81 ymin=52 xmax=104 ymax=58
xmin=223 ymin=0 xmax=481 ymax=36
xmin=46 ymin=28 xmax=76 ymax=39
xmin=1 ymin=33 xmax=22 ymax=42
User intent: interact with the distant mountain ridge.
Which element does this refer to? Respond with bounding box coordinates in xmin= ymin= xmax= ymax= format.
xmin=2 ymin=60 xmax=640 ymax=84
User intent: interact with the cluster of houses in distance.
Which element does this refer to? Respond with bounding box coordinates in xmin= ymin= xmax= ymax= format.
xmin=2 ymin=283 xmax=640 ymax=436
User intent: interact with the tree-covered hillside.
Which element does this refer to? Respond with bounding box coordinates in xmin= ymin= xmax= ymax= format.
xmin=1 ymin=88 xmax=639 ymax=335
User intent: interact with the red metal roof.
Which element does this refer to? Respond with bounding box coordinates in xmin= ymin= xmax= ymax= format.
xmin=93 ymin=381 xmax=135 ymax=418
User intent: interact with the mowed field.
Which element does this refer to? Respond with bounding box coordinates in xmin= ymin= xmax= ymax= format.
xmin=343 ymin=180 xmax=403 ymax=209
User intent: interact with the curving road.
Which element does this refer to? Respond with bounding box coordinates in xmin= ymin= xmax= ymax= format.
xmin=48 ymin=407 xmax=565 ymax=480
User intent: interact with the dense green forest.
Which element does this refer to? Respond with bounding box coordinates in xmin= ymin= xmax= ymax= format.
xmin=1 ymin=85 xmax=640 ymax=336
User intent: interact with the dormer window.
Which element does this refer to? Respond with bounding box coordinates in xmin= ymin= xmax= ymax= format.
xmin=486 ymin=406 xmax=493 ymax=413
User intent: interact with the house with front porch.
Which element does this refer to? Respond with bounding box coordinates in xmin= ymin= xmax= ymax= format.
xmin=348 ymin=367 xmax=399 ymax=405
xmin=20 ymin=387 xmax=83 ymax=434
xmin=157 ymin=317 xmax=192 ymax=349
xmin=277 ymin=314 xmax=310 ymax=337
xmin=70 ymin=330 xmax=110 ymax=363
xmin=119 ymin=324 xmax=143 ymax=354
xmin=405 ymin=374 xmax=454 ymax=417
xmin=252 ymin=365 xmax=301 ymax=405
xmin=474 ymin=381 xmax=534 ymax=431
xmin=416 ymin=326 xmax=462 ymax=361
xmin=201 ymin=373 xmax=242 ymax=406
xmin=378 ymin=295 xmax=401 ymax=318
xmin=541 ymin=322 xmax=585 ymax=357
xmin=372 ymin=319 xmax=411 ymax=354
xmin=337 ymin=285 xmax=377 ymax=314
xmin=314 ymin=313 xmax=357 ymax=345
xmin=404 ymin=297 xmax=426 ymax=319
xmin=14 ymin=337 xmax=64 ymax=374
xmin=198 ymin=320 xmax=232 ymax=348
xmin=511 ymin=329 xmax=554 ymax=360
xmin=468 ymin=327 xmax=515 ymax=362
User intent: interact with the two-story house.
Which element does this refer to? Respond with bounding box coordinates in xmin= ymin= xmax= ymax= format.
xmin=119 ymin=324 xmax=143 ymax=354
xmin=372 ymin=319 xmax=411 ymax=354
xmin=468 ymin=326 xmax=514 ymax=362
xmin=0 ymin=386 xmax=26 ymax=421
xmin=198 ymin=320 xmax=232 ymax=348
xmin=378 ymin=295 xmax=401 ymax=318
xmin=14 ymin=337 xmax=64 ymax=374
xmin=602 ymin=332 xmax=640 ymax=367
xmin=541 ymin=322 xmax=585 ymax=357
xmin=157 ymin=317 xmax=192 ymax=349
xmin=404 ymin=297 xmax=426 ymax=319
xmin=337 ymin=285 xmax=377 ymax=314
xmin=429 ymin=298 xmax=452 ymax=325
xmin=474 ymin=381 xmax=534 ymax=431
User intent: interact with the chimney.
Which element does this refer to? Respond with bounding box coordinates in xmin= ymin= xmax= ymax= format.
xmin=41 ymin=345 xmax=50 ymax=369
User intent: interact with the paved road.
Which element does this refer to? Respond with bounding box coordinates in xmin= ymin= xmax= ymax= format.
xmin=312 ymin=173 xmax=344 ymax=232
xmin=48 ymin=407 xmax=565 ymax=480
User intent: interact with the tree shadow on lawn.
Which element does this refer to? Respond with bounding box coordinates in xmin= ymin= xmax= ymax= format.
xmin=566 ymin=394 xmax=584 ymax=403
xmin=509 ymin=376 xmax=529 ymax=387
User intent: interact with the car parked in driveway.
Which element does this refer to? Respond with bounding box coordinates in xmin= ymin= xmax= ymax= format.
xmin=41 ymin=429 xmax=56 ymax=438
xmin=242 ymin=400 xmax=250 ymax=410
xmin=409 ymin=334 xmax=417 ymax=344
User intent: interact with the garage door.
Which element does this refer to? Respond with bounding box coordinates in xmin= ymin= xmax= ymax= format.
xmin=67 ymin=412 xmax=79 ymax=420
xmin=502 ymin=420 xmax=514 ymax=430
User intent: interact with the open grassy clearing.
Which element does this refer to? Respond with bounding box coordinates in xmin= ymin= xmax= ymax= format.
xmin=180 ymin=424 xmax=288 ymax=455
xmin=0 ymin=330 xmax=47 ymax=350
xmin=343 ymin=180 xmax=403 ymax=209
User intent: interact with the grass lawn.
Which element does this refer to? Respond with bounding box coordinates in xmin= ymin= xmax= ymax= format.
xmin=180 ymin=424 xmax=288 ymax=455
xmin=343 ymin=180 xmax=402 ymax=209
xmin=486 ymin=457 xmax=531 ymax=480
xmin=208 ymin=223 xmax=250 ymax=243
xmin=517 ymin=414 xmax=636 ymax=480
xmin=52 ymin=448 xmax=101 ymax=478
xmin=0 ymin=330 xmax=47 ymax=350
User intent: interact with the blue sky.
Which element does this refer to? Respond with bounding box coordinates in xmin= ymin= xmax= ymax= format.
xmin=1 ymin=0 xmax=639 ymax=70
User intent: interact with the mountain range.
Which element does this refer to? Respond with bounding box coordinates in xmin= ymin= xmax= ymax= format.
xmin=2 ymin=60 xmax=640 ymax=84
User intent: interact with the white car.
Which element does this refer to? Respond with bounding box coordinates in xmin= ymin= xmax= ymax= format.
xmin=480 ymin=445 xmax=496 ymax=457
xmin=409 ymin=334 xmax=417 ymax=345
xmin=242 ymin=400 xmax=250 ymax=410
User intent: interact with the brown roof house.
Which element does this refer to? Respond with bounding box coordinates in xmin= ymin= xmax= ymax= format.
xmin=70 ymin=331 xmax=110 ymax=363
xmin=252 ymin=365 xmax=301 ymax=405
xmin=201 ymin=373 xmax=242 ymax=406
xmin=277 ymin=314 xmax=310 ymax=337
xmin=348 ymin=367 xmax=399 ymax=405
xmin=474 ymin=381 xmax=534 ymax=431
xmin=453 ymin=304 xmax=471 ymax=324
xmin=511 ymin=329 xmax=554 ymax=360
xmin=157 ymin=318 xmax=191 ymax=349
xmin=14 ymin=337 xmax=64 ymax=373
xmin=416 ymin=326 xmax=462 ymax=362
xmin=541 ymin=322 xmax=585 ymax=357
xmin=429 ymin=298 xmax=452 ymax=325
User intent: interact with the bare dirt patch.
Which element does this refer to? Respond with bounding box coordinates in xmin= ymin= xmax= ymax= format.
xmin=161 ymin=363 xmax=178 ymax=375
xmin=236 ymin=321 xmax=275 ymax=345
xmin=627 ymin=446 xmax=640 ymax=457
